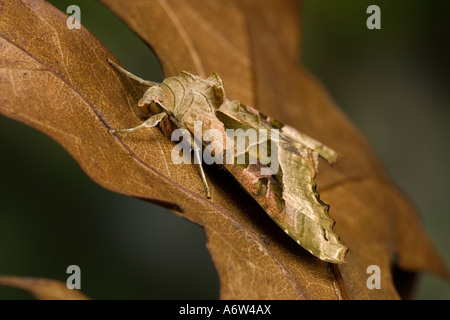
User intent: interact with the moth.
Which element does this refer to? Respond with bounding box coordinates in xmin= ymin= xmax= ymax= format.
xmin=107 ymin=59 xmax=348 ymax=263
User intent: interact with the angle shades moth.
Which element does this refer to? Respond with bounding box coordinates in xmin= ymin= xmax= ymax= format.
xmin=107 ymin=59 xmax=348 ymax=263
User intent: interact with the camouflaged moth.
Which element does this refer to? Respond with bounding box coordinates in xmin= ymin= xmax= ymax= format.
xmin=107 ymin=59 xmax=348 ymax=263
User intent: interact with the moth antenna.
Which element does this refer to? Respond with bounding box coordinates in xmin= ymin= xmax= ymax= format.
xmin=107 ymin=58 xmax=159 ymax=87
xmin=109 ymin=112 xmax=166 ymax=134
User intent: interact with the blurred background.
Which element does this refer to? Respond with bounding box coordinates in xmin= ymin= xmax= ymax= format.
xmin=0 ymin=0 xmax=448 ymax=299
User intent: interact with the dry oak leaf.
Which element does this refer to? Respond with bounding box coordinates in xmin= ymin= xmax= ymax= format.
xmin=0 ymin=0 xmax=447 ymax=299
xmin=0 ymin=276 xmax=89 ymax=300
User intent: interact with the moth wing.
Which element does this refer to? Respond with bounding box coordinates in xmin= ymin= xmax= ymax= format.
xmin=278 ymin=124 xmax=339 ymax=164
xmin=216 ymin=101 xmax=347 ymax=263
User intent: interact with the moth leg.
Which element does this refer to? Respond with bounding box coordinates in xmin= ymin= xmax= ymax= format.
xmin=107 ymin=58 xmax=159 ymax=87
xmin=193 ymin=141 xmax=211 ymax=199
xmin=109 ymin=112 xmax=166 ymax=133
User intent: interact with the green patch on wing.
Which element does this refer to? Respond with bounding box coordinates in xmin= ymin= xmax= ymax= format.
xmin=216 ymin=99 xmax=347 ymax=263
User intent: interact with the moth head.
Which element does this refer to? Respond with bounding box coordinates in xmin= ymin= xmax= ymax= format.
xmin=138 ymin=86 xmax=164 ymax=116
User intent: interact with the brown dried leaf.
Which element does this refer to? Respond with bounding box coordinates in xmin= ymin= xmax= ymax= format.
xmin=0 ymin=276 xmax=89 ymax=300
xmin=98 ymin=0 xmax=448 ymax=298
xmin=0 ymin=0 xmax=446 ymax=299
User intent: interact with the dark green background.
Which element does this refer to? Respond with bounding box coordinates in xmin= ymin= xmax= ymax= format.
xmin=0 ymin=0 xmax=448 ymax=299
